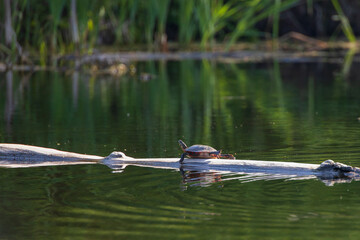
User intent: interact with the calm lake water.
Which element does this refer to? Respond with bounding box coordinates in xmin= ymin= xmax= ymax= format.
xmin=1 ymin=59 xmax=360 ymax=239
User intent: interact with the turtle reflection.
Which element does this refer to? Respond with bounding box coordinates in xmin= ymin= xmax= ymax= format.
xmin=180 ymin=167 xmax=223 ymax=189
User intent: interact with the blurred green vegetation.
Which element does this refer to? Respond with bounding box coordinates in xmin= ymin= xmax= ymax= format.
xmin=0 ymin=0 xmax=358 ymax=60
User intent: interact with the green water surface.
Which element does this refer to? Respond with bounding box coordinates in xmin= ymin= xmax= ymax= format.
xmin=0 ymin=60 xmax=360 ymax=239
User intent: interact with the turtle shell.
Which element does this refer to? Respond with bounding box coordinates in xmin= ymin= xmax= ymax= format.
xmin=185 ymin=145 xmax=217 ymax=152
xmin=185 ymin=145 xmax=220 ymax=158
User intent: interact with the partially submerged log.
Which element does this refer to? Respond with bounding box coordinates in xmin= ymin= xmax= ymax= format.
xmin=0 ymin=144 xmax=359 ymax=186
xmin=0 ymin=144 xmax=101 ymax=167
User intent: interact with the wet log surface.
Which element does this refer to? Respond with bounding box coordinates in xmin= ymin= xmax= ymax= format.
xmin=1 ymin=144 xmax=359 ymax=186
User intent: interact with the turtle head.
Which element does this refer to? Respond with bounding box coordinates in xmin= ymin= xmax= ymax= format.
xmin=178 ymin=140 xmax=188 ymax=151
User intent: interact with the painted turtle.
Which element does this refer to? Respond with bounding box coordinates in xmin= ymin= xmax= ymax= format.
xmin=178 ymin=140 xmax=235 ymax=163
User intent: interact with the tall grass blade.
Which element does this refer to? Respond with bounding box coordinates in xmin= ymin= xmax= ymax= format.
xmin=155 ymin=0 xmax=170 ymax=35
xmin=179 ymin=0 xmax=195 ymax=44
xmin=227 ymin=0 xmax=262 ymax=48
xmin=4 ymin=0 xmax=14 ymax=47
xmin=70 ymin=0 xmax=80 ymax=46
xmin=196 ymin=0 xmax=213 ymax=48
xmin=145 ymin=0 xmax=157 ymax=45
xmin=331 ymin=0 xmax=356 ymax=43
xmin=196 ymin=0 xmax=237 ymax=48
xmin=49 ymin=0 xmax=66 ymax=52
xmin=273 ymin=0 xmax=281 ymax=40
xmin=227 ymin=0 xmax=299 ymax=49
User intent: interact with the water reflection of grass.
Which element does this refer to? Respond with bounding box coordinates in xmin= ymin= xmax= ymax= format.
xmin=0 ymin=61 xmax=360 ymax=161
xmin=2 ymin=164 xmax=360 ymax=239
xmin=1 ymin=63 xmax=360 ymax=240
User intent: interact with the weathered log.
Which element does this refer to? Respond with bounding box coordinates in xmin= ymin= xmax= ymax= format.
xmin=0 ymin=144 xmax=101 ymax=167
xmin=0 ymin=144 xmax=359 ymax=186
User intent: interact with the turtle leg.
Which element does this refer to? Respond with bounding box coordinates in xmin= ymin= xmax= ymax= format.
xmin=179 ymin=152 xmax=188 ymax=163
xmin=209 ymin=151 xmax=221 ymax=158
xmin=220 ymin=154 xmax=235 ymax=159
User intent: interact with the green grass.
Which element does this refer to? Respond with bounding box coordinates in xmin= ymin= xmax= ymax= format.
xmin=0 ymin=0 xmax=357 ymax=63
xmin=331 ymin=0 xmax=356 ymax=43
